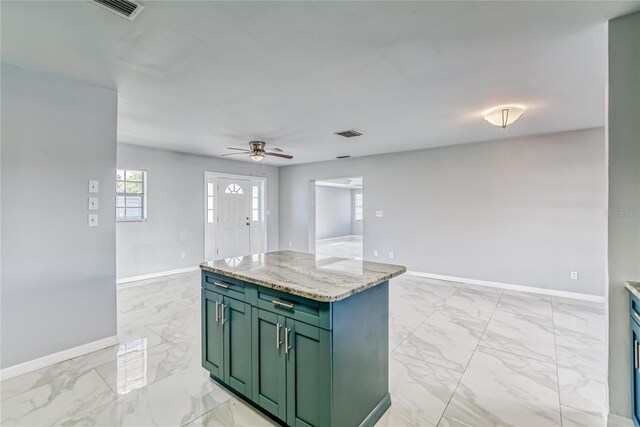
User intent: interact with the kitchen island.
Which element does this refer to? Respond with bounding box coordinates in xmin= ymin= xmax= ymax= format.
xmin=200 ymin=250 xmax=406 ymax=427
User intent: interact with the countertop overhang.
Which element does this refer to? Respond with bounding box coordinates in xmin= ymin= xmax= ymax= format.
xmin=626 ymin=281 xmax=640 ymax=300
xmin=200 ymin=250 xmax=406 ymax=302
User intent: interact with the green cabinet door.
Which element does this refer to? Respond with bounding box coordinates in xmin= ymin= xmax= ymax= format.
xmin=222 ymin=296 xmax=252 ymax=396
xmin=202 ymin=289 xmax=224 ymax=378
xmin=285 ymin=318 xmax=331 ymax=427
xmin=252 ymin=308 xmax=287 ymax=421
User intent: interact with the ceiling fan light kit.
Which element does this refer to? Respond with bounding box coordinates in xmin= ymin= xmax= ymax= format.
xmin=483 ymin=105 xmax=525 ymax=128
xmin=222 ymin=140 xmax=293 ymax=162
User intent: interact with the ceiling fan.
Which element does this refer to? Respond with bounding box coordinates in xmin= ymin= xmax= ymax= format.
xmin=222 ymin=141 xmax=293 ymax=162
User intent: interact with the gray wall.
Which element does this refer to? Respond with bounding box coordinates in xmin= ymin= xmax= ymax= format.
xmin=315 ymin=186 xmax=353 ymax=240
xmin=116 ymin=143 xmax=279 ymax=279
xmin=352 ymin=189 xmax=363 ymax=236
xmin=607 ymin=11 xmax=640 ymax=418
xmin=1 ymin=64 xmax=118 ymax=368
xmin=280 ymin=128 xmax=607 ymax=296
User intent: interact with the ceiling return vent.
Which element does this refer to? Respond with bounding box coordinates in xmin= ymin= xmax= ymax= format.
xmin=92 ymin=0 xmax=144 ymax=20
xmin=334 ymin=129 xmax=364 ymax=138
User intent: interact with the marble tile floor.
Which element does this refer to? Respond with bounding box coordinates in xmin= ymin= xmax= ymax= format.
xmin=0 ymin=271 xmax=615 ymax=426
xmin=315 ymin=235 xmax=363 ymax=260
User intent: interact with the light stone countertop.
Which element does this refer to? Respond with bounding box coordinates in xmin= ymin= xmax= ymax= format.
xmin=200 ymin=250 xmax=406 ymax=302
xmin=626 ymin=281 xmax=640 ymax=300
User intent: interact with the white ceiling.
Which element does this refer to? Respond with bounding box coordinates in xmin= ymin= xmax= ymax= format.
xmin=2 ymin=1 xmax=639 ymax=165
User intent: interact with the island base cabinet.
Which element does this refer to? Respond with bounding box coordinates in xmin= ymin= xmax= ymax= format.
xmin=202 ymin=290 xmax=252 ymax=397
xmin=251 ymin=309 xmax=331 ymax=427
xmin=285 ymin=318 xmax=331 ymax=427
xmin=252 ymin=309 xmax=287 ymax=421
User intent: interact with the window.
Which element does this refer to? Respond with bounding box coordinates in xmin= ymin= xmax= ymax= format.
xmin=225 ymin=183 xmax=243 ymax=194
xmin=252 ymin=185 xmax=260 ymax=222
xmin=207 ymin=183 xmax=214 ymax=224
xmin=354 ymin=192 xmax=363 ymax=221
xmin=116 ymin=169 xmax=147 ymax=221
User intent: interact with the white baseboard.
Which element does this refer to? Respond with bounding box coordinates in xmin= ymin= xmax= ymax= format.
xmin=316 ymin=235 xmax=362 ymax=243
xmin=405 ymin=271 xmax=606 ymax=303
xmin=0 ymin=335 xmax=119 ymax=381
xmin=117 ymin=266 xmax=199 ymax=285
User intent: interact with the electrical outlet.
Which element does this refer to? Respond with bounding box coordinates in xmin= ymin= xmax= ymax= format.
xmin=88 ymin=214 xmax=99 ymax=227
xmin=389 ymin=252 xmax=394 ymax=259
xmin=88 ymin=180 xmax=99 ymax=193
xmin=570 ymin=271 xmax=578 ymax=280
xmin=375 ymin=210 xmax=384 ymax=218
xmin=373 ymin=250 xmax=378 ymax=257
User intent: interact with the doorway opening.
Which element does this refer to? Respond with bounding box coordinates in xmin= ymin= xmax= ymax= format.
xmin=314 ymin=177 xmax=363 ymax=260
xmin=204 ymin=172 xmax=267 ymax=260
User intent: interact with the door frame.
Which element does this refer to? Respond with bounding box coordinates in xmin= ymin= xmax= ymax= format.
xmin=204 ymin=171 xmax=268 ymax=261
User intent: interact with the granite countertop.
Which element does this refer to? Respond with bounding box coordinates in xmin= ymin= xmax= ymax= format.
xmin=626 ymin=281 xmax=640 ymax=300
xmin=199 ymin=250 xmax=406 ymax=302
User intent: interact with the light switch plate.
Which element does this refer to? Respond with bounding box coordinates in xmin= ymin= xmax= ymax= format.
xmin=88 ymin=197 xmax=99 ymax=210
xmin=375 ymin=210 xmax=384 ymax=218
xmin=88 ymin=214 xmax=99 ymax=227
xmin=89 ymin=180 xmax=99 ymax=193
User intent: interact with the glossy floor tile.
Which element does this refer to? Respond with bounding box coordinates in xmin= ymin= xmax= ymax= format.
xmin=0 ymin=271 xmax=610 ymax=427
xmin=315 ymin=235 xmax=363 ymax=260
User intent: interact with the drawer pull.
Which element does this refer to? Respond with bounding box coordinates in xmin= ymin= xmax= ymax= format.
xmin=285 ymin=327 xmax=291 ymax=354
xmin=635 ymin=340 xmax=639 ymax=370
xmin=272 ymin=300 xmax=294 ymax=310
xmin=215 ymin=301 xmax=220 ymax=322
xmin=213 ymin=281 xmax=230 ymax=289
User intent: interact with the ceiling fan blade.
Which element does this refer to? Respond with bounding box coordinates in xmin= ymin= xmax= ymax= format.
xmin=270 ymin=147 xmax=283 ymax=152
xmin=221 ymin=152 xmax=247 ymax=157
xmin=266 ymin=152 xmax=293 ymax=159
xmin=226 ymin=147 xmax=250 ymax=152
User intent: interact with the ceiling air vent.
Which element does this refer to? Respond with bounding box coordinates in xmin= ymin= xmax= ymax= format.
xmin=334 ymin=129 xmax=363 ymax=138
xmin=92 ymin=0 xmax=144 ymax=20
xmin=336 ymin=155 xmax=351 ymax=159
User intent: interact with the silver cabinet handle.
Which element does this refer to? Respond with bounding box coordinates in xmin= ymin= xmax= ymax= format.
xmin=213 ymin=281 xmax=229 ymax=289
xmin=276 ymin=323 xmax=282 ymax=349
xmin=221 ymin=304 xmax=227 ymax=326
xmin=635 ymin=340 xmax=639 ymax=370
xmin=272 ymin=300 xmax=294 ymax=310
xmin=215 ymin=301 xmax=220 ymax=322
xmin=284 ymin=327 xmax=291 ymax=354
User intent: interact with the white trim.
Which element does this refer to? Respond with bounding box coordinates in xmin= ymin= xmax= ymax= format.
xmin=116 ymin=266 xmax=199 ymax=285
xmin=0 ymin=335 xmax=119 ymax=381
xmin=405 ymin=271 xmax=606 ymax=303
xmin=316 ymin=235 xmax=362 ymax=243
xmin=606 ymin=413 xmax=633 ymax=427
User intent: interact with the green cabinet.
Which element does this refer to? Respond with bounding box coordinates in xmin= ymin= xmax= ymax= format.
xmin=202 ymin=271 xmax=390 ymax=427
xmin=202 ymin=289 xmax=252 ymax=397
xmin=285 ymin=318 xmax=331 ymax=427
xmin=252 ymin=308 xmax=287 ymax=420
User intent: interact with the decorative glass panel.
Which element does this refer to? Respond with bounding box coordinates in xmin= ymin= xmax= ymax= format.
xmin=252 ymin=198 xmax=259 ymax=210
xmin=207 ymin=210 xmax=214 ymax=224
xmin=252 ymin=186 xmax=258 ymax=197
xmin=252 ymin=210 xmax=259 ymax=221
xmin=208 ymin=196 xmax=214 ymax=210
xmin=207 ymin=183 xmax=214 ymax=197
xmin=224 ymin=183 xmax=243 ymax=194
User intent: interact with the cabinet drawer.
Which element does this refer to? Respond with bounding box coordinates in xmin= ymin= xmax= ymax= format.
xmin=203 ymin=271 xmax=247 ymax=302
xmin=256 ymin=286 xmax=331 ymax=330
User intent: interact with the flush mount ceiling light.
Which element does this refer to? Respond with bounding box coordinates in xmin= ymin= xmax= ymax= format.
xmin=483 ymin=105 xmax=525 ymax=129
xmin=250 ymin=152 xmax=265 ymax=162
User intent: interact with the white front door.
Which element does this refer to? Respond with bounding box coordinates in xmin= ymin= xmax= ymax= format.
xmin=217 ymin=177 xmax=251 ymax=258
